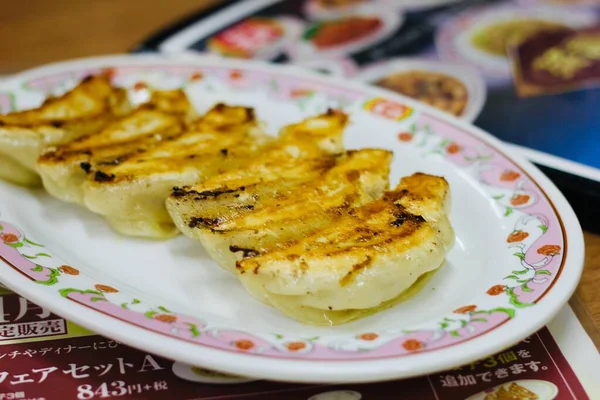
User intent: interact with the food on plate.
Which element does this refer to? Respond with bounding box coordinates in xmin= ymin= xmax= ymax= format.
xmin=483 ymin=382 xmax=539 ymax=400
xmin=472 ymin=20 xmax=567 ymax=57
xmin=235 ymin=173 xmax=454 ymax=325
xmin=304 ymin=16 xmax=382 ymax=49
xmin=80 ymin=103 xmax=273 ymax=239
xmin=167 ymin=148 xmax=392 ymax=273
xmin=1 ymin=70 xmax=455 ymax=325
xmin=375 ymin=70 xmax=469 ymax=116
xmin=207 ymin=18 xmax=286 ymax=59
xmin=38 ymin=90 xmax=195 ymax=205
xmin=0 ymin=74 xmax=130 ymax=186
xmin=166 ymin=108 xmax=350 ymax=262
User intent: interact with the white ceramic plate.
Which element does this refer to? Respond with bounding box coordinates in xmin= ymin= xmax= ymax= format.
xmin=0 ymin=54 xmax=583 ymax=383
xmin=355 ymin=57 xmax=487 ymax=121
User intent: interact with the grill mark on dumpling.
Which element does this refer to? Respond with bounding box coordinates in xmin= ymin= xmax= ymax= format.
xmin=80 ymin=162 xmax=92 ymax=173
xmin=187 ymin=216 xmax=224 ymax=229
xmin=96 ymin=155 xmax=129 ymax=166
xmin=229 ymin=245 xmax=259 ymax=259
xmin=93 ymin=170 xmax=115 ymax=182
xmin=391 ymin=211 xmax=425 ymax=227
xmin=311 ymin=224 xmax=426 ymax=259
xmin=196 ymin=188 xmax=239 ymax=198
xmin=39 ymin=148 xmax=94 ymax=163
xmin=339 ymin=256 xmax=373 ymax=286
xmin=238 ymin=201 xmax=429 ymax=274
xmin=38 ymin=118 xmax=185 ymax=168
xmin=171 ymin=186 xmax=190 ymax=197
xmin=171 ymin=186 xmax=239 ymax=199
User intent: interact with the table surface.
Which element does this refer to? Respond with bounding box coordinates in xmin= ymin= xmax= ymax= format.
xmin=1 ymin=0 xmax=599 ymax=349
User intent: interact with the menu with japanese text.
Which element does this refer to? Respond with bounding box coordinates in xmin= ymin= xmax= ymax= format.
xmin=0 ymin=288 xmax=598 ymax=399
xmin=138 ymin=0 xmax=600 ymax=174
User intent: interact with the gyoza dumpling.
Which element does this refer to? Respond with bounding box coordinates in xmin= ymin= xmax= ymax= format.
xmin=236 ymin=173 xmax=454 ymax=326
xmin=167 ymin=147 xmax=392 ymax=273
xmin=80 ymin=103 xmax=273 ymax=238
xmin=0 ymin=74 xmax=129 ymax=186
xmin=38 ymin=89 xmax=195 ymax=204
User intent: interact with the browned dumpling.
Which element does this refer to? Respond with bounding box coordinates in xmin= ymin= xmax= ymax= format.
xmin=0 ymin=74 xmax=130 ymax=186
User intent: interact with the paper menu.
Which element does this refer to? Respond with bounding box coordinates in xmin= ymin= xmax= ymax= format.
xmin=141 ymin=0 xmax=600 ymax=175
xmin=0 ymin=288 xmax=597 ymax=399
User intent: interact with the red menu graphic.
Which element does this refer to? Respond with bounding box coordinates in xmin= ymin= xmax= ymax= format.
xmin=0 ymin=291 xmax=591 ymax=399
xmin=0 ymin=293 xmax=68 ymax=342
xmin=430 ymin=329 xmax=588 ymax=399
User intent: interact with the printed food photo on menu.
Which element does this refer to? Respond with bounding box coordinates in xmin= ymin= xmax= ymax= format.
xmin=376 ymin=70 xmax=469 ymax=116
xmin=436 ymin=3 xmax=598 ymax=84
xmin=431 ymin=1 xmax=600 ymax=173
xmin=509 ymin=25 xmax=600 ymax=97
xmin=465 ymin=379 xmax=559 ymax=400
xmin=206 ymin=16 xmax=304 ymax=60
xmin=356 ymin=58 xmax=487 ymax=121
xmin=289 ymin=3 xmax=403 ymax=60
xmin=472 ymin=20 xmax=565 ymax=58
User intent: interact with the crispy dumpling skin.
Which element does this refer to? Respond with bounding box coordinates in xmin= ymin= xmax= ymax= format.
xmin=236 ymin=173 xmax=454 ymax=326
xmin=37 ymin=89 xmax=195 ymax=205
xmin=80 ymin=104 xmax=275 ymax=239
xmin=166 ymin=148 xmax=392 ymax=273
xmin=0 ymin=74 xmax=130 ymax=186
